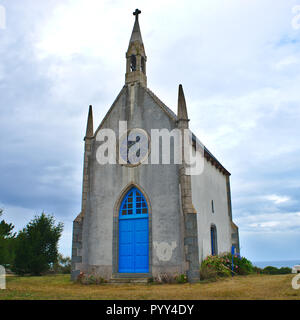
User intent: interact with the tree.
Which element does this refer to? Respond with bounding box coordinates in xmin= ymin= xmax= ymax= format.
xmin=51 ymin=253 xmax=71 ymax=274
xmin=0 ymin=209 xmax=16 ymax=267
xmin=13 ymin=213 xmax=63 ymax=275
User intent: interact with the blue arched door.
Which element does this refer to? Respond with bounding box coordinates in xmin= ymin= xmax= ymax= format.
xmin=119 ymin=187 xmax=149 ymax=273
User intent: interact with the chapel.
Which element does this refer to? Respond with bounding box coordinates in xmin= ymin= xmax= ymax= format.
xmin=71 ymin=9 xmax=240 ymax=283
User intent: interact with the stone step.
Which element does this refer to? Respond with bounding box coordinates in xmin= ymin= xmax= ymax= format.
xmin=110 ymin=278 xmax=149 ymax=284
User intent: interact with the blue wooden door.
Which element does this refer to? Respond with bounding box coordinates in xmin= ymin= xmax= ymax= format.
xmin=119 ymin=187 xmax=149 ymax=273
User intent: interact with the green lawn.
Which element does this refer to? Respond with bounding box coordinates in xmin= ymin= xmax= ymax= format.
xmin=0 ymin=274 xmax=299 ymax=300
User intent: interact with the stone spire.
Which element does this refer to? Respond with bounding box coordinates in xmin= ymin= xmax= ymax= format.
xmin=81 ymin=105 xmax=93 ymax=219
xmin=85 ymin=105 xmax=94 ymax=139
xmin=129 ymin=9 xmax=144 ymax=47
xmin=177 ymin=84 xmax=196 ymax=215
xmin=125 ymin=9 xmax=147 ymax=87
xmin=176 ymin=84 xmax=200 ymax=283
xmin=177 ymin=84 xmax=189 ymax=124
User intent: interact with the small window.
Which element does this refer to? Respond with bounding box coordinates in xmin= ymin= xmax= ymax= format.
xmin=130 ymin=55 xmax=136 ymax=71
xmin=211 ymin=200 xmax=214 ymax=213
xmin=141 ymin=57 xmax=145 ymax=73
xmin=211 ymin=225 xmax=218 ymax=255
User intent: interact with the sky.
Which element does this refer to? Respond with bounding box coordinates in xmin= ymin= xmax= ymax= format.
xmin=0 ymin=0 xmax=300 ymax=262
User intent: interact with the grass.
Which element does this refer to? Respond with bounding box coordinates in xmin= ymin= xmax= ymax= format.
xmin=0 ymin=274 xmax=299 ymax=300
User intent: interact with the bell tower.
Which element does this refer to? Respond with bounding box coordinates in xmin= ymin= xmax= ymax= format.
xmin=125 ymin=9 xmax=147 ymax=87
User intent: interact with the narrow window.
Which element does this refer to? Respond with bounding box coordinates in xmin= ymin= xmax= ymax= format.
xmin=211 ymin=200 xmax=214 ymax=213
xmin=141 ymin=57 xmax=145 ymax=73
xmin=210 ymin=225 xmax=218 ymax=255
xmin=130 ymin=55 xmax=136 ymax=72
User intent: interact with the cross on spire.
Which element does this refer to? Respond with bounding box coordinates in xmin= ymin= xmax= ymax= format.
xmin=133 ymin=9 xmax=141 ymax=19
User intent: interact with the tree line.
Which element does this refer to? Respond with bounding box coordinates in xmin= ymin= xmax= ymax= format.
xmin=0 ymin=209 xmax=70 ymax=275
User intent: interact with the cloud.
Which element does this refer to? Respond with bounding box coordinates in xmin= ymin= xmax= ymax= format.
xmin=263 ymin=194 xmax=291 ymax=204
xmin=237 ymin=211 xmax=300 ymax=233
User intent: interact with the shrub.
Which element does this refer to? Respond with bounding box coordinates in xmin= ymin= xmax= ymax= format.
xmin=200 ymin=255 xmax=231 ymax=280
xmin=51 ymin=254 xmax=71 ymax=274
xmin=278 ymin=267 xmax=292 ymax=274
xmin=200 ymin=253 xmax=255 ymax=280
xmin=147 ymin=277 xmax=154 ymax=283
xmin=175 ymin=274 xmax=188 ymax=284
xmin=253 ymin=266 xmax=264 ymax=274
xmin=219 ymin=253 xmax=254 ymax=275
xmin=263 ymin=266 xmax=278 ymax=275
xmin=263 ymin=266 xmax=292 ymax=275
xmin=199 ymin=264 xmax=218 ymax=281
xmin=0 ymin=209 xmax=16 ymax=268
xmin=12 ymin=213 xmax=63 ymax=276
xmin=77 ymin=272 xmax=107 ymax=285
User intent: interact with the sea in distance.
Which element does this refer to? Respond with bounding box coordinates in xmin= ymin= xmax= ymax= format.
xmin=253 ymin=260 xmax=300 ymax=268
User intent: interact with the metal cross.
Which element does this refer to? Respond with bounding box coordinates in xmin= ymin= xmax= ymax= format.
xmin=133 ymin=9 xmax=141 ymax=18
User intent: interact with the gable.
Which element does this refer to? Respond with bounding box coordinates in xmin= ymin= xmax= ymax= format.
xmin=94 ymin=84 xmax=177 ymax=136
xmin=93 ymin=83 xmax=230 ymax=176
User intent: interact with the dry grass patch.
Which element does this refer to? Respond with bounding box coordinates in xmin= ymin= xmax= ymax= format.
xmin=0 ymin=274 xmax=299 ymax=300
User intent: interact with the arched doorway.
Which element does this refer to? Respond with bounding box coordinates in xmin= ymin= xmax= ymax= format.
xmin=118 ymin=187 xmax=149 ymax=273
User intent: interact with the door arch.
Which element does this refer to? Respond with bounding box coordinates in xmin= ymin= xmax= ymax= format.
xmin=118 ymin=187 xmax=149 ymax=273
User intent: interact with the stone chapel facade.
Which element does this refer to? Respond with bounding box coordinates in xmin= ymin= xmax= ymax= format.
xmin=71 ymin=10 xmax=240 ymax=283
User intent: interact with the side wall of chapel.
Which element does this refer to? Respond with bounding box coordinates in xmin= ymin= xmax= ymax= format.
xmin=191 ymin=156 xmax=233 ymax=261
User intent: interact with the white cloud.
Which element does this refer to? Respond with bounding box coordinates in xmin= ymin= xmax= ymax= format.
xmin=264 ymin=194 xmax=291 ymax=204
xmin=274 ymin=55 xmax=299 ymax=70
xmin=236 ymin=211 xmax=300 ymax=233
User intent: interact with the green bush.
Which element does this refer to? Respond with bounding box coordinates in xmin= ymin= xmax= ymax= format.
xmin=12 ymin=213 xmax=63 ymax=276
xmin=199 ymin=264 xmax=219 ymax=281
xmin=200 ymin=255 xmax=231 ymax=280
xmin=262 ymin=266 xmax=292 ymax=275
xmin=200 ymin=253 xmax=292 ymax=281
xmin=253 ymin=266 xmax=264 ymax=274
xmin=200 ymin=253 xmax=254 ymax=280
xmin=175 ymin=274 xmax=188 ymax=284
xmin=263 ymin=266 xmax=278 ymax=274
xmin=51 ymin=254 xmax=71 ymax=274
xmin=278 ymin=267 xmax=292 ymax=274
xmin=147 ymin=277 xmax=154 ymax=283
xmin=0 ymin=209 xmax=16 ymax=268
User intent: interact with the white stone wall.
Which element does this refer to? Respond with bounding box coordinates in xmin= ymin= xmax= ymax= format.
xmin=191 ymin=156 xmax=232 ymax=262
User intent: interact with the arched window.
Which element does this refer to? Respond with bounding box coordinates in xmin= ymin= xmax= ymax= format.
xmin=130 ymin=55 xmax=137 ymax=72
xmin=119 ymin=187 xmax=148 ymax=217
xmin=210 ymin=225 xmax=218 ymax=255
